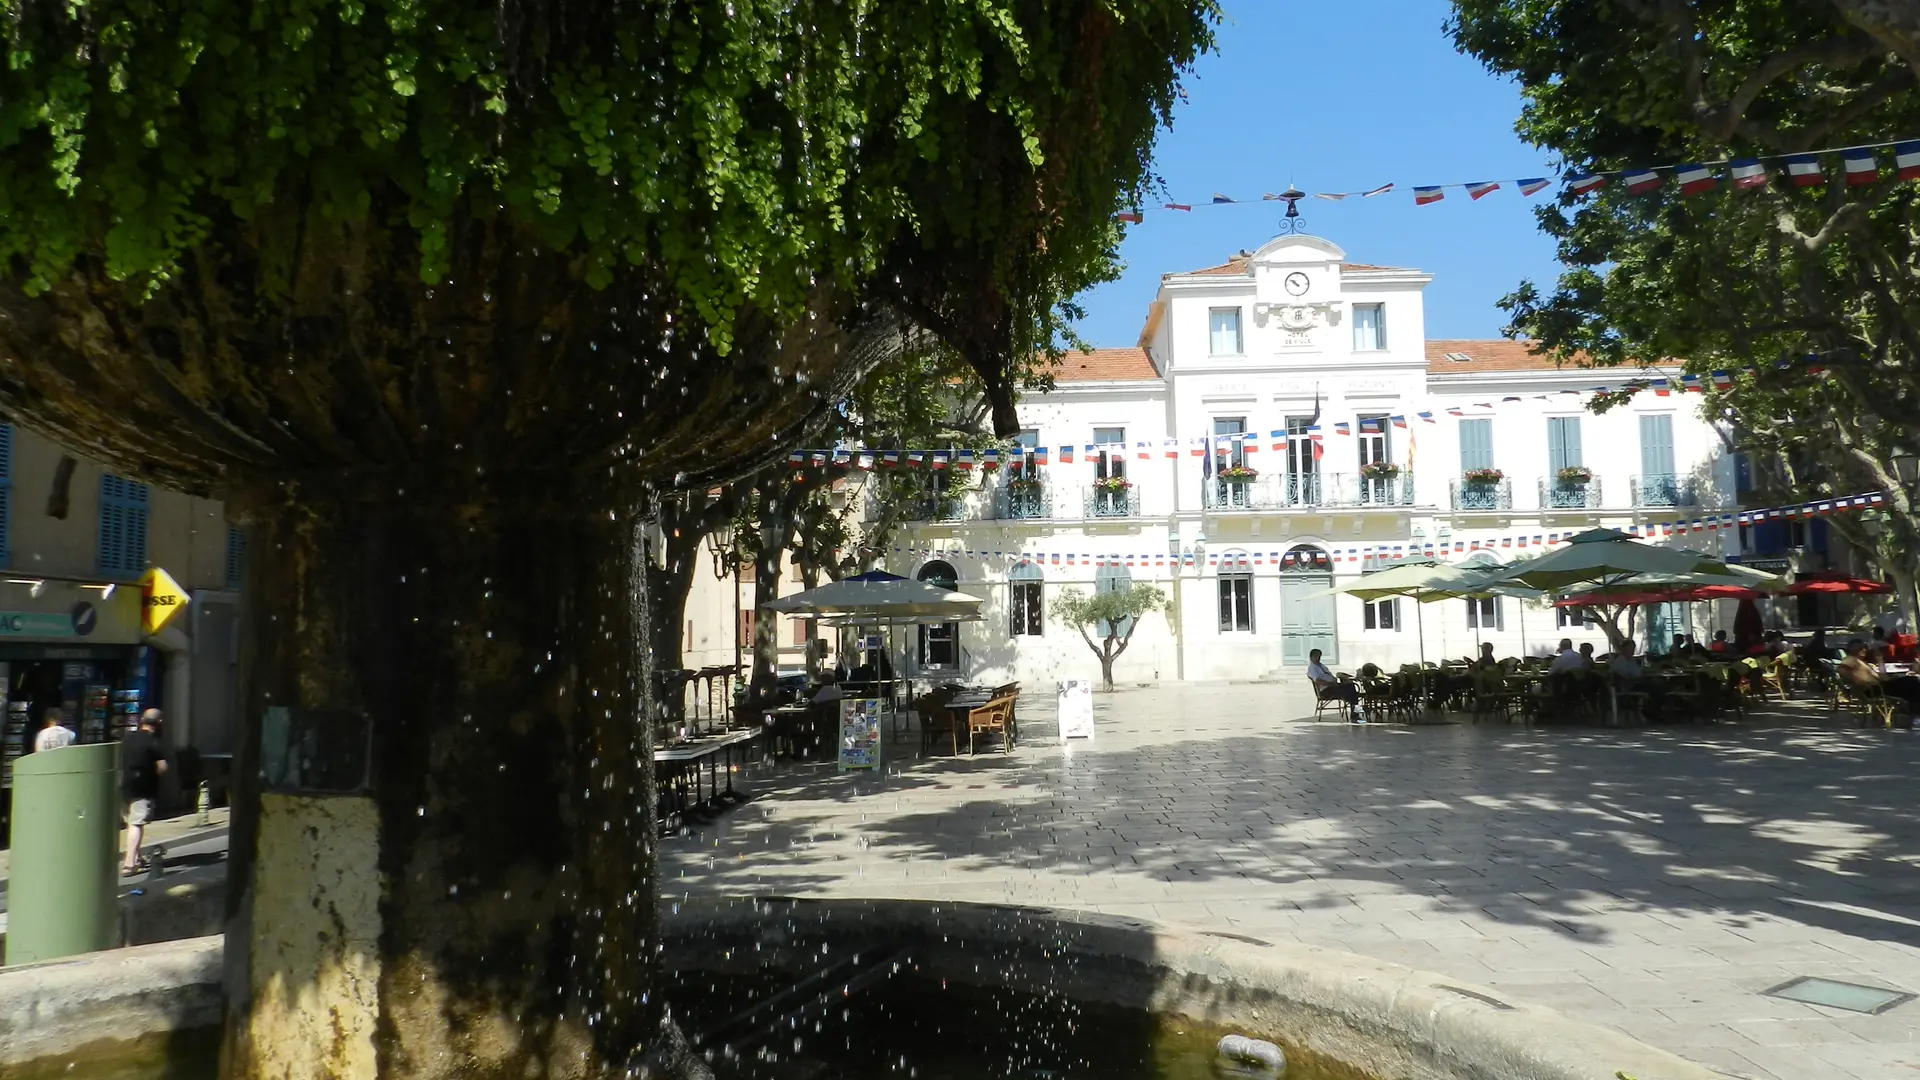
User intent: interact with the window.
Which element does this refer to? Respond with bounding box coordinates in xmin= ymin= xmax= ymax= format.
xmin=97 ymin=474 xmax=150 ymax=577
xmin=1093 ymin=425 xmax=1126 ymax=480
xmin=1209 ymin=308 xmax=1243 ymax=355
xmin=1285 ymin=416 xmax=1317 ymax=476
xmin=1458 ymin=418 xmax=1493 ymax=472
xmin=1218 ymin=558 xmax=1253 ymax=632
xmin=1352 ymin=303 xmax=1385 ymax=351
xmin=0 ymin=423 xmax=11 ymax=567
xmin=1212 ymin=416 xmax=1247 ymax=467
xmin=1094 ymin=564 xmax=1133 ymax=638
xmin=1466 ymin=596 xmax=1502 ymax=631
xmin=224 ymin=525 xmax=247 ymax=589
xmin=1547 ymin=416 xmax=1583 ymax=473
xmin=917 ymin=560 xmax=960 ymax=667
xmin=1357 ymin=414 xmax=1391 ymax=468
xmin=1012 ymin=429 xmax=1041 ymax=480
xmin=1556 ymin=606 xmax=1590 ymax=629
xmin=1009 ymin=563 xmax=1043 ymax=637
xmin=1364 ymin=598 xmax=1400 ymax=631
xmin=1639 ymin=413 xmax=1677 ymax=505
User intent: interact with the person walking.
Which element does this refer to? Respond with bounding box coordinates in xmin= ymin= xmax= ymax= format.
xmin=32 ymin=706 xmax=76 ymax=751
xmin=120 ymin=708 xmax=169 ymax=876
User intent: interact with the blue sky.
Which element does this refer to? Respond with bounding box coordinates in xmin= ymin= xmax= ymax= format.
xmin=1072 ymin=0 xmax=1566 ymax=348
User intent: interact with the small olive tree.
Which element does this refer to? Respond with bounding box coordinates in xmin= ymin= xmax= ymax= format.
xmin=1049 ymin=584 xmax=1168 ymax=691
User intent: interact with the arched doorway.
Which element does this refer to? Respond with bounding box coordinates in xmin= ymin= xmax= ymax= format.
xmin=1279 ymin=544 xmax=1336 ymax=664
xmin=917 ymin=560 xmax=960 ymax=670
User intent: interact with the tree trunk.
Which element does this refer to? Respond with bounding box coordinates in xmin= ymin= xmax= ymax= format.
xmin=221 ymin=479 xmax=665 ymax=1080
xmin=643 ymin=499 xmax=713 ymax=727
xmin=1098 ymin=646 xmax=1116 ymax=691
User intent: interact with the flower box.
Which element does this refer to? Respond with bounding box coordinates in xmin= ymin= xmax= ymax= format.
xmin=1462 ymin=467 xmax=1505 ymax=485
xmin=1359 ymin=461 xmax=1402 ymax=480
xmin=1006 ymin=475 xmax=1044 ymax=493
xmin=1556 ymin=466 xmax=1593 ymax=485
xmin=1093 ymin=476 xmax=1134 ymax=494
xmin=1218 ymin=465 xmax=1259 ymax=482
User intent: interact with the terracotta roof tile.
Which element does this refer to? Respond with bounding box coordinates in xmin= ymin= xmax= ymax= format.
xmin=1049 ymin=347 xmax=1160 ymax=382
xmin=1425 ymin=338 xmax=1590 ymax=373
xmin=1173 ymin=256 xmax=1414 ymax=277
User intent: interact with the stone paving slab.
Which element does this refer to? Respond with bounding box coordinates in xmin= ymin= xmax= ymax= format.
xmin=661 ymin=682 xmax=1920 ymax=1080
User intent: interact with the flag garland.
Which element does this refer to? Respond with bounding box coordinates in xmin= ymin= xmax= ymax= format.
xmin=1114 ymin=138 xmax=1920 ymax=221
xmin=855 ymin=493 xmax=1886 ymax=571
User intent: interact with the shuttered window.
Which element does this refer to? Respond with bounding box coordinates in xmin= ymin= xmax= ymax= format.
xmin=1458 ymin=419 xmax=1493 ymax=472
xmin=0 ymin=423 xmax=11 ymax=567
xmin=98 ymin=474 xmax=150 ymax=577
xmin=225 ymin=526 xmax=247 ymax=589
xmin=1547 ymin=417 xmax=1583 ymax=472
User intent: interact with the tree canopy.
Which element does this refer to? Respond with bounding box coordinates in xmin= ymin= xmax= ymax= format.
xmin=1050 ymin=582 xmax=1166 ymax=689
xmin=0 ymin=1 xmax=1220 ymax=494
xmin=1450 ymin=0 xmax=1920 ymax=606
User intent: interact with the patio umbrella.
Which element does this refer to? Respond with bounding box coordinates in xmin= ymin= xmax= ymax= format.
xmin=1319 ymin=559 xmax=1484 ymax=666
xmin=1478 ymin=529 xmax=1742 ymax=722
xmin=762 ymin=575 xmax=984 ymax=619
xmin=1787 ymin=572 xmax=1891 ymax=595
xmin=1419 ymin=565 xmax=1549 ymax=658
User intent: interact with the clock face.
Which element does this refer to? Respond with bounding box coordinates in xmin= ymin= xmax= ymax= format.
xmin=1283 ymin=272 xmax=1310 ymax=296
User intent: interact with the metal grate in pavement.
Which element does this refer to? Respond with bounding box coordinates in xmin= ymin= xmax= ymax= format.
xmin=1763 ymin=976 xmax=1913 ymax=1015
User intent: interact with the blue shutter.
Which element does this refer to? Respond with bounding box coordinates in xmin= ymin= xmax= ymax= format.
xmin=98 ymin=474 xmax=150 ymax=577
xmin=1458 ymin=419 xmax=1493 ymax=471
xmin=1547 ymin=417 xmax=1583 ymax=472
xmin=1639 ymin=414 xmax=1675 ymax=478
xmin=0 ymin=424 xmax=11 ymax=567
xmin=225 ymin=525 xmax=247 ymax=589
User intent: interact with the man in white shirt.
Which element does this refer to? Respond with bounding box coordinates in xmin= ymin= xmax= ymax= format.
xmin=32 ymin=707 xmax=77 ymax=752
xmin=1306 ymin=648 xmax=1359 ymax=712
xmin=1548 ymin=638 xmax=1584 ymax=674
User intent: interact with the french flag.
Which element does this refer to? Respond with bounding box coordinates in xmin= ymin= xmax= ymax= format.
xmin=1269 ymin=430 xmax=1289 ymax=451
xmin=955 ymin=449 xmax=975 ymax=470
xmin=1164 ymin=202 xmax=1192 ymax=212
xmin=882 ymin=450 xmax=901 ymax=467
xmin=1333 ymin=421 xmax=1352 ymax=436
xmin=1730 ymin=159 xmax=1769 ymax=189
xmin=1675 ymin=164 xmax=1715 ymax=195
xmin=1680 ymin=373 xmax=1702 ymax=392
xmin=1163 ymin=439 xmax=1180 ymax=459
xmin=1390 ymin=415 xmax=1408 ymax=429
xmin=1465 ymin=181 xmax=1501 ymax=201
xmin=1413 ymin=186 xmax=1445 ymax=205
xmin=1189 ymin=441 xmax=1207 ymax=457
xmin=1116 ymin=211 xmax=1143 ymax=224
xmin=1785 ymin=154 xmax=1825 ymax=187
xmin=1843 ymin=148 xmax=1879 ymax=186
xmin=1711 ymin=370 xmax=1734 ymax=388
xmin=1623 ymin=168 xmax=1662 ymax=194
xmin=1417 ymin=411 xmax=1436 ymax=423
xmin=1135 ymin=441 xmax=1151 ymax=460
xmin=1212 ymin=193 xmax=1236 ymax=204
xmin=787 ymin=451 xmax=806 ymax=464
xmin=1057 ymin=445 xmax=1074 ymax=464
xmin=1516 ymin=178 xmax=1550 ymax=197
xmin=1897 ymin=141 xmax=1920 ymax=181
xmin=1568 ymin=172 xmax=1606 ymax=195
xmin=931 ymin=451 xmax=950 ymax=470
xmin=1033 ymin=447 xmax=1049 ymax=466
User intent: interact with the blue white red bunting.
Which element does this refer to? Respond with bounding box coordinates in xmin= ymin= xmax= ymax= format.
xmin=1114 ymin=138 xmax=1920 ymax=221
xmin=862 ymin=493 xmax=1884 ymax=571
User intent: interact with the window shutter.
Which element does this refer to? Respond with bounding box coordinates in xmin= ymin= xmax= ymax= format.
xmin=1459 ymin=419 xmax=1492 ymax=471
xmin=224 ymin=526 xmax=247 ymax=589
xmin=0 ymin=424 xmax=11 ymax=566
xmin=1638 ymin=413 xmax=1675 ymax=477
xmin=97 ymin=474 xmax=150 ymax=577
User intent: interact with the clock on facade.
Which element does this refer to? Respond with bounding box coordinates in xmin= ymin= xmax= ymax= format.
xmin=1283 ymin=271 xmax=1310 ymax=296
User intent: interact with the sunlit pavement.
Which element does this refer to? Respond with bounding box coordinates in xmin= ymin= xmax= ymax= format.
xmin=662 ymin=682 xmax=1920 ymax=1080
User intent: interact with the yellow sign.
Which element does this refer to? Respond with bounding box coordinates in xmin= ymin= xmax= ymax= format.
xmin=140 ymin=567 xmax=190 ymax=634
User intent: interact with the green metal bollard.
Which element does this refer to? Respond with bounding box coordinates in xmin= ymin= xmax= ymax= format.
xmin=5 ymin=742 xmax=121 ymax=966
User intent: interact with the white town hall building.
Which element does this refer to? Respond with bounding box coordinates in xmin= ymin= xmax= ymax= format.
xmin=684 ymin=233 xmax=1783 ymax=687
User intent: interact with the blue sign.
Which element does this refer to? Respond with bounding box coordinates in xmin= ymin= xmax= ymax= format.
xmin=0 ymin=611 xmax=85 ymax=637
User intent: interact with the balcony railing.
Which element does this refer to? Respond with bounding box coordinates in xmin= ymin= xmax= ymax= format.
xmin=1450 ymin=478 xmax=1513 ymax=511
xmin=1201 ymin=472 xmax=1414 ymax=510
xmin=994 ymin=484 xmax=1053 ymax=521
xmin=909 ymin=495 xmax=968 ymax=522
xmin=1084 ymin=487 xmax=1142 ymax=519
xmin=1538 ymin=476 xmax=1602 ymax=510
xmin=1631 ymin=473 xmax=1696 ymax=508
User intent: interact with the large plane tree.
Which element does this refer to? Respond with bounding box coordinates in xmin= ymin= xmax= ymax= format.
xmin=0 ymin=2 xmax=1220 ymax=1077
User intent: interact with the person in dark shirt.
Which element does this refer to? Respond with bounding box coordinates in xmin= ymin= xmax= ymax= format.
xmin=120 ymin=709 xmax=169 ymax=875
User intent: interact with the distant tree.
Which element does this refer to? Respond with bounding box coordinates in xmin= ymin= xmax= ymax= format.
xmin=1450 ymin=0 xmax=1920 ymax=617
xmin=1049 ymin=584 xmax=1167 ymax=690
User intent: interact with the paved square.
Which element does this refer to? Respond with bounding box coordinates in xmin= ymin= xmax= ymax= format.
xmin=662 ymin=683 xmax=1920 ymax=1080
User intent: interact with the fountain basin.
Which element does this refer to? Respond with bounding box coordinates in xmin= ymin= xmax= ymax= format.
xmin=0 ymin=899 xmax=1726 ymax=1080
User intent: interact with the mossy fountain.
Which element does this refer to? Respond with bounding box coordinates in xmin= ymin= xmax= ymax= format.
xmin=0 ymin=2 xmax=1220 ymax=1077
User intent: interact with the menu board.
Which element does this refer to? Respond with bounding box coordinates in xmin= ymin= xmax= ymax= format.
xmin=1058 ymin=680 xmax=1095 ymax=741
xmin=838 ymin=698 xmax=882 ymax=772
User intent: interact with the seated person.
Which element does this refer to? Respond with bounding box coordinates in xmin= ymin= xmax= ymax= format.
xmin=1548 ymin=638 xmax=1584 ymax=674
xmin=1761 ymin=629 xmax=1788 ymax=657
xmin=811 ymin=671 xmax=845 ymax=705
xmin=1307 ymin=648 xmax=1359 ymax=708
xmin=1669 ymin=633 xmax=1688 ymax=658
xmin=1708 ymin=630 xmax=1731 ymax=653
xmin=1869 ymin=626 xmax=1891 ymax=663
xmin=1802 ymin=628 xmax=1835 ymax=661
xmin=1466 ymin=642 xmax=1500 ymax=671
xmin=1608 ymin=641 xmax=1664 ymax=716
xmin=1839 ymin=640 xmax=1920 ymax=714
xmin=1577 ymin=641 xmax=1596 ymax=669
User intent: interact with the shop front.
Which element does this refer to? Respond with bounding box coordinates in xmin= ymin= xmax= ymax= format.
xmin=0 ymin=582 xmax=149 ymax=814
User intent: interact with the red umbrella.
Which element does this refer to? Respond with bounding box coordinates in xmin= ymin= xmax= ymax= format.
xmin=1555 ymin=583 xmax=1765 ymax=607
xmin=1787 ymin=572 xmax=1891 ymax=595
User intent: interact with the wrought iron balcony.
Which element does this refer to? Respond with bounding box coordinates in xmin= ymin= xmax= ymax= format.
xmin=1630 ymin=473 xmax=1696 ymax=508
xmin=1202 ymin=473 xmax=1322 ymax=510
xmin=908 ymin=495 xmax=968 ymax=522
xmin=1084 ymin=486 xmax=1142 ymax=519
xmin=1450 ymin=478 xmax=1513 ymax=511
xmin=994 ymin=483 xmax=1053 ymax=521
xmin=1538 ymin=476 xmax=1602 ymax=509
xmin=1346 ymin=470 xmax=1416 ymax=507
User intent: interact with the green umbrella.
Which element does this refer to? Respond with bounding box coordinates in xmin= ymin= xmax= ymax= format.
xmin=1477 ymin=528 xmax=1738 ymax=594
xmin=1318 ymin=559 xmax=1486 ymax=666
